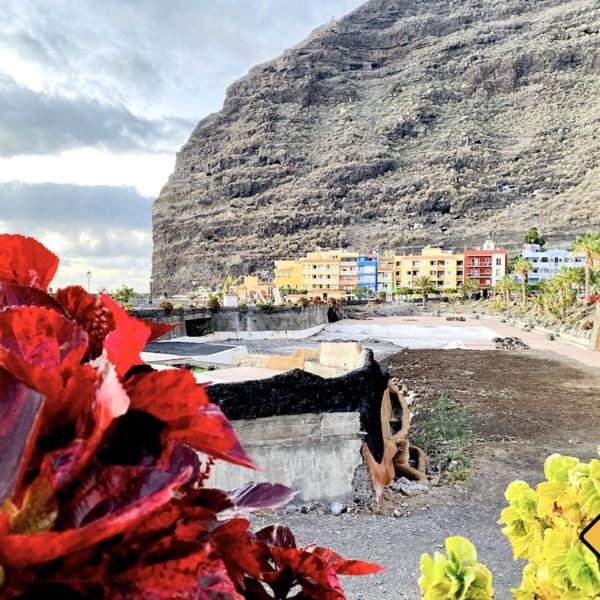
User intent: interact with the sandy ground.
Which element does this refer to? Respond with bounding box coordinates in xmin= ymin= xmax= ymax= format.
xmin=257 ymin=318 xmax=600 ymax=599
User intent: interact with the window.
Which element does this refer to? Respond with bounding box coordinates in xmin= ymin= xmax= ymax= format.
xmin=495 ymin=257 xmax=502 ymax=266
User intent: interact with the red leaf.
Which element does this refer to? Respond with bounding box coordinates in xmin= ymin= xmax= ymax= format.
xmin=55 ymin=286 xmax=114 ymax=360
xmin=147 ymin=320 xmax=177 ymax=342
xmin=225 ymin=483 xmax=297 ymax=516
xmin=126 ymin=369 xmax=208 ymax=415
xmin=60 ymin=445 xmax=197 ymax=529
xmin=210 ymin=518 xmax=262 ymax=586
xmin=306 ymin=546 xmax=384 ymax=576
xmin=42 ymin=358 xmax=127 ymax=490
xmin=0 ymin=234 xmax=58 ymax=290
xmin=125 ymin=370 xmax=253 ymax=468
xmin=101 ymin=294 xmax=150 ymax=377
xmin=168 ymin=403 xmax=254 ymax=468
xmin=0 ymin=445 xmax=195 ymax=567
xmin=0 ymin=307 xmax=87 ymax=398
xmin=0 ymin=282 xmax=66 ymax=313
xmin=265 ymin=547 xmax=345 ymax=600
xmin=0 ymin=372 xmax=45 ymax=503
xmin=111 ymin=546 xmax=243 ymax=600
xmin=255 ymin=525 xmax=296 ymax=549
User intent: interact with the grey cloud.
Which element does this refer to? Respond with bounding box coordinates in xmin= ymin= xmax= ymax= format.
xmin=0 ymin=0 xmax=365 ymax=120
xmin=0 ymin=75 xmax=195 ymax=157
xmin=0 ymin=181 xmax=152 ymax=259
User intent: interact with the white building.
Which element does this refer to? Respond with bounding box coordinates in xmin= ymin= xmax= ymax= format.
xmin=521 ymin=244 xmax=585 ymax=283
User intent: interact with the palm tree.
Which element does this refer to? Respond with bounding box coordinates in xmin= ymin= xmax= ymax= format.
xmin=495 ymin=276 xmax=516 ymax=310
xmin=458 ymin=278 xmax=480 ymax=300
xmin=573 ymin=232 xmax=600 ymax=304
xmin=413 ymin=276 xmax=436 ymax=307
xmin=512 ymin=257 xmax=533 ymax=307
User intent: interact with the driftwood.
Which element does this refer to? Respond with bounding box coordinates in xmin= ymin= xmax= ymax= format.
xmin=364 ymin=381 xmax=428 ymax=501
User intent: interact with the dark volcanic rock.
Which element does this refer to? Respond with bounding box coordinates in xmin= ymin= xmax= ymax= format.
xmin=206 ymin=348 xmax=389 ymax=463
xmin=153 ymin=0 xmax=600 ymax=292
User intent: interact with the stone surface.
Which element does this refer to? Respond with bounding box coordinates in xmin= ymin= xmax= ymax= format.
xmin=152 ymin=0 xmax=600 ymax=292
xmin=207 ymin=413 xmax=364 ymax=501
xmin=207 ymin=348 xmax=389 ymax=462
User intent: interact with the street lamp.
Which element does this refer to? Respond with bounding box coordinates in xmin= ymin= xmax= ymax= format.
xmin=149 ymin=277 xmax=153 ymax=306
xmin=86 ymin=271 xmax=91 ymax=293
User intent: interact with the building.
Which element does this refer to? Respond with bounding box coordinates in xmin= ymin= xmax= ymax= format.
xmin=339 ymin=252 xmax=359 ymax=292
xmin=521 ymin=244 xmax=586 ymax=283
xmin=464 ymin=241 xmax=508 ymax=288
xmin=301 ymin=251 xmax=344 ymax=300
xmin=274 ymin=260 xmax=303 ymax=290
xmin=377 ymin=256 xmax=395 ymax=296
xmin=357 ymin=255 xmax=378 ymax=294
xmin=235 ymin=275 xmax=274 ymax=300
xmin=395 ymin=247 xmax=465 ymax=291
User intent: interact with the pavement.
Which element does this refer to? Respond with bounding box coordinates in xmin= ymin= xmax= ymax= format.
xmin=143 ymin=341 xmax=236 ymax=356
xmin=330 ymin=315 xmax=600 ymax=370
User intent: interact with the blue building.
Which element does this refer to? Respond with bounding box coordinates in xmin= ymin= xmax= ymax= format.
xmin=357 ymin=255 xmax=378 ymax=294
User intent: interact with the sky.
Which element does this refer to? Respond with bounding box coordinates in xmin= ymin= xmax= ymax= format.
xmin=0 ymin=0 xmax=364 ymax=292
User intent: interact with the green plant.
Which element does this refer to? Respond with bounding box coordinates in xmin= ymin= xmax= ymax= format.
xmin=173 ymin=302 xmax=184 ymax=310
xmin=573 ymin=232 xmax=600 ymax=304
xmin=411 ymin=393 xmax=473 ymax=480
xmin=499 ymin=451 xmax=600 ymax=598
xmin=419 ymin=536 xmax=494 ymax=599
xmin=524 ymin=226 xmax=546 ymax=249
xmin=112 ymin=284 xmax=135 ymax=304
xmin=297 ymin=296 xmax=311 ymax=308
xmin=237 ymin=300 xmax=248 ymax=310
xmin=257 ymin=300 xmax=275 ymax=314
xmin=413 ymin=276 xmax=436 ymax=307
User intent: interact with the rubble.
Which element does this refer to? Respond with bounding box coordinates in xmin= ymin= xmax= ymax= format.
xmin=493 ymin=336 xmax=529 ymax=350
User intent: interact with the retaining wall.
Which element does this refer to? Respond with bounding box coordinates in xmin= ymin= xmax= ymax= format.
xmin=133 ymin=305 xmax=328 ymax=340
xmin=207 ymin=413 xmax=363 ymax=501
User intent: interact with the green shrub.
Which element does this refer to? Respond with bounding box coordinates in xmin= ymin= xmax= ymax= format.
xmin=411 ymin=392 xmax=473 ymax=480
xmin=499 ymin=451 xmax=600 ymax=598
xmin=419 ymin=536 xmax=494 ymax=599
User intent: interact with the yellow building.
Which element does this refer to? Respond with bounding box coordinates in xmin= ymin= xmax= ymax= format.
xmin=235 ymin=275 xmax=274 ymax=300
xmin=274 ymin=260 xmax=304 ymax=290
xmin=301 ymin=251 xmax=343 ymax=299
xmin=394 ymin=247 xmax=464 ymax=291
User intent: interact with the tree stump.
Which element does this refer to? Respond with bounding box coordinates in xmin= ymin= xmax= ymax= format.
xmin=364 ymin=381 xmax=428 ymax=502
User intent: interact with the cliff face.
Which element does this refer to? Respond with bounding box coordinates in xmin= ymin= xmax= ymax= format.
xmin=153 ymin=0 xmax=600 ymax=292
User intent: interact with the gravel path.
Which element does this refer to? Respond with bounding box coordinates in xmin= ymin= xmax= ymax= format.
xmin=257 ymin=504 xmax=520 ymax=599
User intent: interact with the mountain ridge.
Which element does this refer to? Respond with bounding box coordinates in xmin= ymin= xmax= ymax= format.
xmin=152 ymin=0 xmax=600 ymax=292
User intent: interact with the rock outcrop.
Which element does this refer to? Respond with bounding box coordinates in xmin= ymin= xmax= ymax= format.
xmin=153 ymin=0 xmax=600 ymax=292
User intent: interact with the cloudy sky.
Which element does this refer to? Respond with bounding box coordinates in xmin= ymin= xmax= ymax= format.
xmin=0 ymin=0 xmax=364 ymax=292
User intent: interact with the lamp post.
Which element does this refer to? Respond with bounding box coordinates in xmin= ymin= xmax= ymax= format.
xmin=86 ymin=271 xmax=91 ymax=293
xmin=149 ymin=277 xmax=153 ymax=306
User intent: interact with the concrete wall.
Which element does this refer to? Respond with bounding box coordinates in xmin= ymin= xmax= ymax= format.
xmin=211 ymin=305 xmax=328 ymax=335
xmin=133 ymin=305 xmax=328 ymax=340
xmin=208 ymin=413 xmax=363 ymax=501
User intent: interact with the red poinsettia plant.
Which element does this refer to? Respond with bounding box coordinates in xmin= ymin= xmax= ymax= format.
xmin=0 ymin=234 xmax=382 ymax=599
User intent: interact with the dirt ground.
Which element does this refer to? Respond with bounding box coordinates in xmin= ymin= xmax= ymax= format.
xmin=269 ymin=348 xmax=600 ymax=599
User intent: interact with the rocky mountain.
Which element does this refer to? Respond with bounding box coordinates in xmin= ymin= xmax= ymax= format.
xmin=153 ymin=0 xmax=600 ymax=292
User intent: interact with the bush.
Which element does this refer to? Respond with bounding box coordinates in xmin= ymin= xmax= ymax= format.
xmin=256 ymin=301 xmax=275 ymax=314
xmin=296 ymin=296 xmax=311 ymax=308
xmin=0 ymin=234 xmax=382 ymax=598
xmin=312 ymin=297 xmax=324 ymax=305
xmin=173 ymin=302 xmax=184 ymax=310
xmin=411 ymin=392 xmax=473 ymax=480
xmin=207 ymin=295 xmax=220 ymax=311
xmin=499 ymin=452 xmax=600 ymax=598
xmin=419 ymin=536 xmax=493 ymax=599
xmin=159 ymin=300 xmax=173 ymax=313
xmin=237 ymin=300 xmax=248 ymax=310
